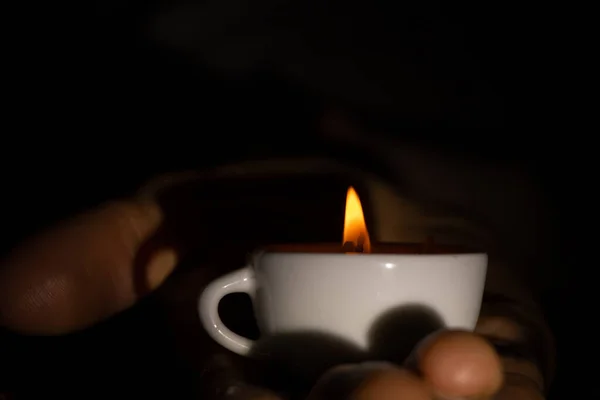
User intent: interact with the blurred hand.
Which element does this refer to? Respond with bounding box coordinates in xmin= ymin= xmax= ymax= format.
xmin=0 ymin=199 xmax=545 ymax=399
xmin=307 ymin=330 xmax=544 ymax=400
xmin=0 ymin=199 xmax=176 ymax=334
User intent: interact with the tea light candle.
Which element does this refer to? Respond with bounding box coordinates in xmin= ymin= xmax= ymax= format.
xmin=199 ymin=185 xmax=487 ymax=358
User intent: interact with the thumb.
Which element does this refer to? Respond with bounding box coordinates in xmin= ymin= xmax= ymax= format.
xmin=0 ymin=200 xmax=177 ymax=335
xmin=415 ymin=330 xmax=504 ymax=399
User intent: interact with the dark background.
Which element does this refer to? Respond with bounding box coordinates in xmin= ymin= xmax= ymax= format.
xmin=1 ymin=0 xmax=583 ymax=398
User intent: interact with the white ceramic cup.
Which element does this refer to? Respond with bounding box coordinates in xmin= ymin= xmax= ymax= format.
xmin=198 ymin=250 xmax=487 ymax=356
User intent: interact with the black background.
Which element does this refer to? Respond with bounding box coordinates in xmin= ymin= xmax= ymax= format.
xmin=1 ymin=1 xmax=585 ymax=398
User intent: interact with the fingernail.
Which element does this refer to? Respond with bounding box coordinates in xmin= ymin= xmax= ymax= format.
xmin=146 ymin=248 xmax=177 ymax=289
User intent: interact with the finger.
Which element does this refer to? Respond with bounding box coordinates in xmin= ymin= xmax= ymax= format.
xmin=494 ymin=383 xmax=544 ymax=400
xmin=0 ymin=200 xmax=177 ymax=335
xmin=352 ymin=368 xmax=430 ymax=400
xmin=308 ymin=363 xmax=430 ymax=400
xmin=475 ymin=315 xmax=547 ymax=398
xmin=200 ymin=354 xmax=283 ymax=400
xmin=414 ymin=330 xmax=504 ymax=399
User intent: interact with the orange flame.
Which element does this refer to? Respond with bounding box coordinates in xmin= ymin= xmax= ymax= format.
xmin=343 ymin=186 xmax=371 ymax=253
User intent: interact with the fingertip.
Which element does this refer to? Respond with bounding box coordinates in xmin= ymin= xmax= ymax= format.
xmin=417 ymin=330 xmax=504 ymax=398
xmin=145 ymin=248 xmax=178 ymax=290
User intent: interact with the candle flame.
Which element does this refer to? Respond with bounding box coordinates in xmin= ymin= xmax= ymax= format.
xmin=343 ymin=186 xmax=371 ymax=253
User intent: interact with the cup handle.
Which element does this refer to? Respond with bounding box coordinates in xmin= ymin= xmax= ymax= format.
xmin=198 ymin=266 xmax=256 ymax=356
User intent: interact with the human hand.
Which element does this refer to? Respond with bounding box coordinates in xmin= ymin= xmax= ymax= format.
xmin=307 ymin=330 xmax=544 ymax=400
xmin=0 ymin=199 xmax=546 ymax=399
xmin=0 ymin=199 xmax=176 ymax=334
xmin=204 ymin=328 xmax=542 ymax=400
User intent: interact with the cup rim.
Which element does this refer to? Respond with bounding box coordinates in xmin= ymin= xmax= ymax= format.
xmin=258 ymin=251 xmax=488 ymax=256
xmin=259 ymin=242 xmax=486 ymax=256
